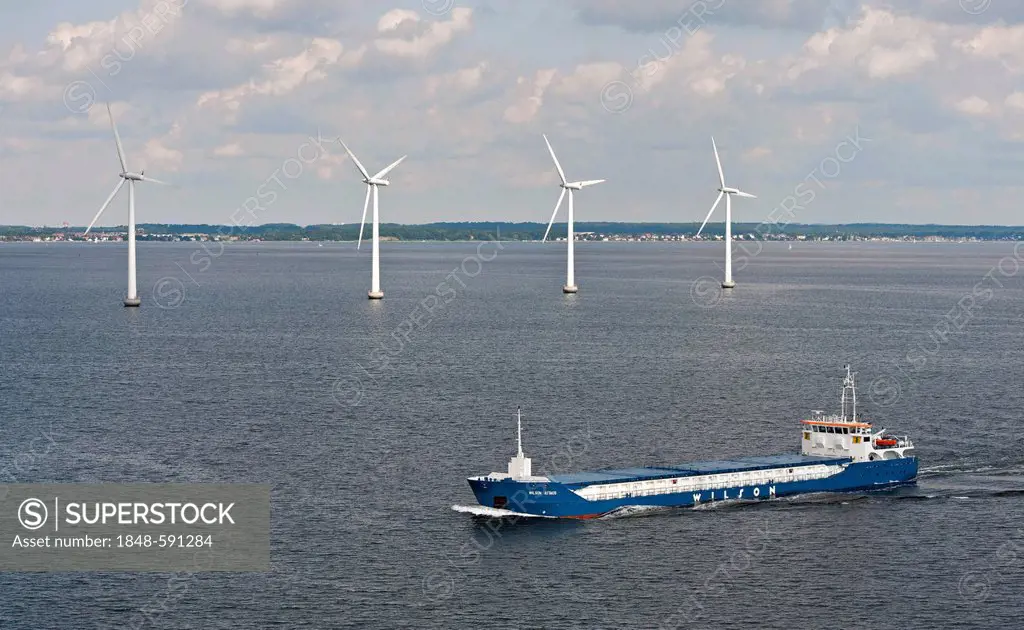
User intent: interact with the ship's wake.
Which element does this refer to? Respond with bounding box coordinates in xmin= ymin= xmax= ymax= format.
xmin=919 ymin=461 xmax=1024 ymax=478
xmin=450 ymin=505 xmax=556 ymax=519
xmin=916 ymin=464 xmax=1024 ymax=499
xmin=599 ymin=505 xmax=674 ymax=519
xmin=691 ymin=498 xmax=761 ymax=511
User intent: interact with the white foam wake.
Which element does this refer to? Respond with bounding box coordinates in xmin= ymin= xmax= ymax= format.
xmin=450 ymin=504 xmax=556 ymax=519
xmin=599 ymin=505 xmax=670 ymax=519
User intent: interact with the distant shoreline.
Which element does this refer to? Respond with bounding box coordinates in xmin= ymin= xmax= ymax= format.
xmin=4 ymin=238 xmax=1021 ymax=245
xmin=3 ymin=222 xmax=1024 ymax=243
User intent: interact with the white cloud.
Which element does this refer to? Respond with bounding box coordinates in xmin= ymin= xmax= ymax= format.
xmin=742 ymin=146 xmax=772 ymax=161
xmin=554 ymin=62 xmax=624 ymax=98
xmin=0 ymin=72 xmax=47 ymax=100
xmin=377 ymin=9 xmax=420 ymax=32
xmin=213 ymin=142 xmax=245 ymax=157
xmin=955 ymin=23 xmax=1024 ymax=68
xmin=2 ymin=0 xmax=1024 ymax=226
xmin=225 ymin=35 xmax=282 ymax=55
xmin=504 ymin=68 xmax=557 ymax=124
xmin=141 ymin=120 xmax=184 ymax=171
xmin=40 ymin=0 xmax=187 ymax=73
xmin=571 ymin=0 xmax=845 ymax=32
xmin=197 ymin=37 xmax=362 ymax=120
xmin=789 ymin=8 xmax=941 ymax=81
xmin=44 ymin=20 xmax=116 ymax=72
xmin=374 ymin=7 xmax=473 ymax=59
xmin=424 ymin=61 xmax=488 ymax=97
xmin=143 ymin=137 xmax=184 ymax=171
xmin=198 ymin=0 xmax=284 ymax=17
xmin=955 ymin=96 xmax=991 ymax=116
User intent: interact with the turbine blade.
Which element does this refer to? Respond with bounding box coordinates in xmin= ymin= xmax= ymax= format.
xmin=711 ymin=136 xmax=725 ymax=188
xmin=338 ymin=138 xmax=369 ymax=179
xmin=577 ymin=179 xmax=605 ymax=187
xmin=140 ymin=175 xmax=170 ymax=186
xmin=357 ymin=185 xmax=371 ymax=250
xmin=372 ymin=155 xmax=406 ymax=180
xmin=734 ymin=190 xmax=756 ymax=199
xmin=542 ymin=134 xmax=567 ymax=185
xmin=85 ymin=179 xmax=126 ymax=234
xmin=542 ymin=188 xmax=567 ymax=242
xmin=108 ymin=103 xmax=127 ymax=173
xmin=696 ymin=191 xmax=723 ymax=237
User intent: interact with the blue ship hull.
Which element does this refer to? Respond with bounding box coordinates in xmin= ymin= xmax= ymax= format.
xmin=468 ymin=456 xmax=918 ymax=518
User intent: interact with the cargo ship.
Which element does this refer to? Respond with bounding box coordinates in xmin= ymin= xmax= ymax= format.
xmin=466 ymin=367 xmax=917 ymax=518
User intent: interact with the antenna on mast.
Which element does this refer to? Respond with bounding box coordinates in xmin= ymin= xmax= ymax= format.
xmin=516 ymin=406 xmax=523 ymax=457
xmin=506 ymin=405 xmax=533 ymax=480
xmin=841 ymin=365 xmax=857 ymax=421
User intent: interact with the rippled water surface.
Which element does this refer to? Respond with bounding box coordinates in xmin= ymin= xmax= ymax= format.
xmin=1 ymin=240 xmax=1022 ymax=629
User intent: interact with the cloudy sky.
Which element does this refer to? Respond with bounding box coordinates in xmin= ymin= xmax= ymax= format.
xmin=0 ymin=0 xmax=1022 ymax=228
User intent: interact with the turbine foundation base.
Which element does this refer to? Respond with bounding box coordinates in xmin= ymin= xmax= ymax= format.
xmin=123 ymin=297 xmax=141 ymax=307
xmin=721 ymin=281 xmax=735 ymax=289
xmin=368 ymin=290 xmax=384 ymax=300
xmin=562 ymin=285 xmax=578 ymax=294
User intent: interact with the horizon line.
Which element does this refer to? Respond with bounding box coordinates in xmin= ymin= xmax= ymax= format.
xmin=5 ymin=221 xmax=1024 ymax=230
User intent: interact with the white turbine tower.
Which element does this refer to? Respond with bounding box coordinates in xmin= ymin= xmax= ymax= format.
xmin=541 ymin=134 xmax=605 ymax=294
xmin=338 ymin=139 xmax=406 ymax=300
xmin=84 ymin=103 xmax=170 ymax=307
xmin=696 ymin=137 xmax=756 ymax=289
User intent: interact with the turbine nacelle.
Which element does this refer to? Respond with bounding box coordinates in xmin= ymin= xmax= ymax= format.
xmin=719 ymin=186 xmax=756 ymax=198
xmin=121 ymin=172 xmax=144 ymax=181
xmin=561 ymin=179 xmax=605 ymax=191
xmin=364 ymin=178 xmax=390 ymax=187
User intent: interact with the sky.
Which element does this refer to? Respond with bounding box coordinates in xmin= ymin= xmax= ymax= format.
xmin=0 ymin=0 xmax=1022 ymax=228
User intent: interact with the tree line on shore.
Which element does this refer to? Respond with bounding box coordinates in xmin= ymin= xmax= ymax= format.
xmin=3 ymin=222 xmax=1024 ymax=241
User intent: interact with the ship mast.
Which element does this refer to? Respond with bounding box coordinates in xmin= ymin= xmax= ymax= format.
xmin=516 ymin=406 xmax=524 ymax=457
xmin=506 ymin=405 xmax=533 ymax=480
xmin=841 ymin=365 xmax=857 ymax=421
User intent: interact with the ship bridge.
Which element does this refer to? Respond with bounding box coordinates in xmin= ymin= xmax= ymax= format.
xmin=801 ymin=366 xmax=915 ymax=462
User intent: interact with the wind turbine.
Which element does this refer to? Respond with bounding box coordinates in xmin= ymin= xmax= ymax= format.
xmin=540 ymin=134 xmax=605 ymax=294
xmin=338 ymin=139 xmax=406 ymax=300
xmin=696 ymin=137 xmax=756 ymax=289
xmin=84 ymin=103 xmax=170 ymax=307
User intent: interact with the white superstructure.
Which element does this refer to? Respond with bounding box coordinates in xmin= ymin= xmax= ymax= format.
xmin=801 ymin=366 xmax=915 ymax=462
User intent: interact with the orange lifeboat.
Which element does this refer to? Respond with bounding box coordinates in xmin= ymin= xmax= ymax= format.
xmin=875 ymin=438 xmax=898 ymax=448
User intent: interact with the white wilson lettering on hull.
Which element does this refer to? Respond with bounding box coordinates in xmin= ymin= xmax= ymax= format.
xmin=692 ymin=486 xmax=775 ymax=503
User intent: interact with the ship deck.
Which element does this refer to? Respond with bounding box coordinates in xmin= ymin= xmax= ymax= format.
xmin=548 ymin=454 xmax=851 ymax=487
